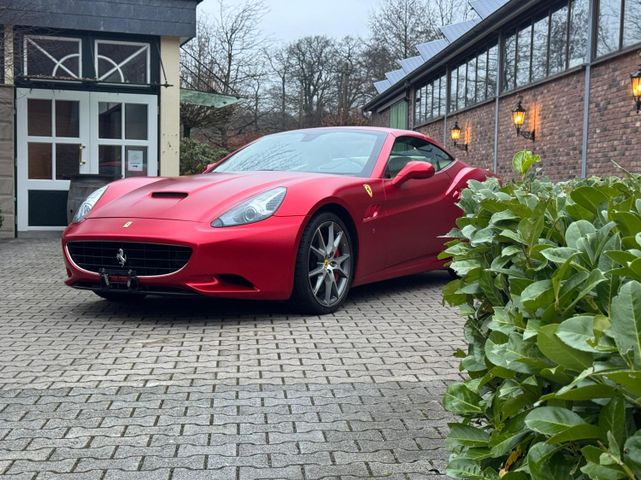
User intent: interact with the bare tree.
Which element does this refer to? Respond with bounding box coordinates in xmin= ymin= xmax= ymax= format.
xmin=368 ymin=0 xmax=439 ymax=61
xmin=180 ymin=0 xmax=267 ymax=145
xmin=287 ymin=35 xmax=337 ymax=128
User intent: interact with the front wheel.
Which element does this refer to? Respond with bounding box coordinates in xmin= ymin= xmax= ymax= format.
xmin=292 ymin=213 xmax=354 ymax=315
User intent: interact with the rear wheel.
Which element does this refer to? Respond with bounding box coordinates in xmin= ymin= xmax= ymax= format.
xmin=292 ymin=213 xmax=354 ymax=315
xmin=93 ymin=291 xmax=146 ymax=302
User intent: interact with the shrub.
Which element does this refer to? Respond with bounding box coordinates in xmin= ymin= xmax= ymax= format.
xmin=180 ymin=138 xmax=230 ymax=176
xmin=441 ymin=151 xmax=641 ymax=480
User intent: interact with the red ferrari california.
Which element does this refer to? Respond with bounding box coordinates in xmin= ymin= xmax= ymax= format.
xmin=62 ymin=127 xmax=488 ymax=314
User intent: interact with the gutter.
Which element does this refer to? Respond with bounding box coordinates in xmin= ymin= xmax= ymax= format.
xmin=363 ymin=0 xmax=542 ymax=112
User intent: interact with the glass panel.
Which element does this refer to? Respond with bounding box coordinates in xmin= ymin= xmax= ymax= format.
xmin=99 ymin=102 xmax=122 ymax=139
xmin=97 ymin=42 xmax=149 ymax=84
xmin=25 ymin=37 xmax=81 ymax=79
xmin=414 ymin=88 xmax=422 ymax=124
xmin=439 ymin=75 xmax=447 ymax=115
xmin=597 ymin=0 xmax=622 ymax=56
xmin=516 ymin=25 xmax=533 ymax=87
xmin=549 ymin=6 xmax=569 ymax=74
xmin=28 ymin=143 xmax=52 ymax=179
xmin=457 ymin=64 xmax=466 ymax=110
xmin=55 ymin=144 xmax=80 ymax=180
xmin=125 ymin=104 xmax=148 ymax=140
xmin=99 ymin=145 xmax=122 ymax=178
xmin=28 ymin=99 xmax=52 ymax=137
xmin=55 ymin=100 xmax=79 ymax=138
xmin=466 ymin=57 xmax=476 ymax=106
xmin=624 ymin=0 xmax=641 ymax=47
xmin=125 ymin=147 xmax=148 ymax=177
xmin=532 ymin=16 xmax=549 ymax=81
xmin=476 ymin=50 xmax=487 ymax=102
xmin=449 ymin=69 xmax=458 ymax=112
xmin=487 ymin=45 xmax=498 ymax=97
xmin=569 ymin=0 xmax=589 ymax=67
xmin=504 ymin=33 xmax=516 ymax=91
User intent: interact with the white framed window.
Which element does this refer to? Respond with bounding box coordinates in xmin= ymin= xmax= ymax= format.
xmin=24 ymin=35 xmax=82 ymax=79
xmin=95 ymin=40 xmax=150 ymax=84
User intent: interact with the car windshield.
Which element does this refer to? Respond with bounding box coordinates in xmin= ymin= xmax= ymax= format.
xmin=212 ymin=129 xmax=387 ymax=177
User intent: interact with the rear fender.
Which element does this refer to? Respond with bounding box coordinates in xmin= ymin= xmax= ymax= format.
xmin=446 ymin=166 xmax=491 ymax=197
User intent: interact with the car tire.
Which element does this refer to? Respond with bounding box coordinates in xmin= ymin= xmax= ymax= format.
xmin=292 ymin=212 xmax=354 ymax=315
xmin=93 ymin=291 xmax=146 ymax=302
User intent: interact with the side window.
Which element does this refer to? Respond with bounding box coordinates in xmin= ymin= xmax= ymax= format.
xmin=385 ymin=137 xmax=454 ymax=178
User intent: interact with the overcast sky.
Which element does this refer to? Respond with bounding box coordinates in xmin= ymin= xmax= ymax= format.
xmin=198 ymin=0 xmax=384 ymax=44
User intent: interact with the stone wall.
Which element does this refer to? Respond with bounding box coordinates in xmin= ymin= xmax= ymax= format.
xmin=0 ymin=85 xmax=14 ymax=238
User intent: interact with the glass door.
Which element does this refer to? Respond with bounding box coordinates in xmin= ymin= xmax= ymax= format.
xmin=16 ymin=89 xmax=90 ymax=230
xmin=89 ymin=92 xmax=158 ymax=180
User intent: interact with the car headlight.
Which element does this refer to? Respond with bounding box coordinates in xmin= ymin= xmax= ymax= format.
xmin=72 ymin=185 xmax=108 ymax=223
xmin=212 ymin=187 xmax=287 ymax=227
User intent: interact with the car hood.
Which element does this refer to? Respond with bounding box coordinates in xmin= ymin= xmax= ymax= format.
xmin=90 ymin=171 xmax=346 ymax=223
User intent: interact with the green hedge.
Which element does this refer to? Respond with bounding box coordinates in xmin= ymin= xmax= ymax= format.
xmin=441 ymin=151 xmax=641 ymax=480
xmin=180 ymin=138 xmax=230 ymax=176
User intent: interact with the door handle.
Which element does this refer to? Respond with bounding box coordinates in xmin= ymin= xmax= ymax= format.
xmin=79 ymin=144 xmax=86 ymax=166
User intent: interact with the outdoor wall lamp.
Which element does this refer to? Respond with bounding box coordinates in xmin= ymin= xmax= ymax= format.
xmin=512 ymin=99 xmax=535 ymax=141
xmin=631 ymin=65 xmax=641 ymax=114
xmin=450 ymin=122 xmax=468 ymax=151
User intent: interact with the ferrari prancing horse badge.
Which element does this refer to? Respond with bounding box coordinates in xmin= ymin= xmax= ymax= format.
xmin=363 ymin=184 xmax=373 ymax=198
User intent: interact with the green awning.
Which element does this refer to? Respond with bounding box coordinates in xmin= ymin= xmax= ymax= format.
xmin=180 ymin=89 xmax=240 ymax=108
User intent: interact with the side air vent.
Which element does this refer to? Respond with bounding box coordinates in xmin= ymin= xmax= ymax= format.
xmin=151 ymin=192 xmax=188 ymax=199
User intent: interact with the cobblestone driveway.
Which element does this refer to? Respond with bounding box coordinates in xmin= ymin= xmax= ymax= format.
xmin=0 ymin=235 xmax=465 ymax=479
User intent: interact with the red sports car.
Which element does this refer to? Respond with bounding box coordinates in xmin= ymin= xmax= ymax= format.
xmin=62 ymin=127 xmax=489 ymax=314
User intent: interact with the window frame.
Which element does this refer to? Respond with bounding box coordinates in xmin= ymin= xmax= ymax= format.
xmin=384 ymin=136 xmax=455 ymax=178
xmin=23 ymin=35 xmax=83 ymax=80
xmin=94 ymin=39 xmax=151 ymax=85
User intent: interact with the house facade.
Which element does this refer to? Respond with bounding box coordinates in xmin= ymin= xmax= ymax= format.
xmin=365 ymin=0 xmax=641 ymax=181
xmin=0 ymin=0 xmax=200 ymax=237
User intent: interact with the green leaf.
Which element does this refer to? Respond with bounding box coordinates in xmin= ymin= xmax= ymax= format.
xmin=525 ymin=406 xmax=587 ymax=437
xmin=557 ymin=316 xmax=602 ymax=353
xmin=446 ymin=423 xmax=490 ymax=448
xmin=512 ymin=150 xmax=541 ymax=176
xmin=537 ymin=324 xmax=593 ymax=372
xmin=446 ymin=458 xmax=482 ymax=479
xmin=600 ymin=396 xmax=626 ymax=450
xmin=527 ymin=442 xmax=572 ymax=480
xmin=548 ymin=423 xmax=603 ymax=444
xmin=623 ymin=431 xmax=641 ymax=476
xmin=565 ymin=220 xmax=597 ymax=249
xmin=571 ymin=185 xmax=609 ymax=213
xmin=601 ymin=370 xmax=641 ymax=396
xmin=443 ymin=383 xmax=484 ymax=415
xmin=610 ymin=280 xmax=641 ymax=368
xmin=520 ymin=280 xmax=553 ymax=313
xmin=581 ymin=445 xmax=627 ymax=480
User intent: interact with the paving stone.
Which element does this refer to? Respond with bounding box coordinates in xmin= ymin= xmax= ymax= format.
xmin=0 ymin=236 xmax=464 ymax=479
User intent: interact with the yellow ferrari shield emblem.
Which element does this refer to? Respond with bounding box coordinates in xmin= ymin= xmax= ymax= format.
xmin=363 ymin=184 xmax=373 ymax=198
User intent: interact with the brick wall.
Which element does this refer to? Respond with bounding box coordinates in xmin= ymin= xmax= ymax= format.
xmin=497 ymin=70 xmax=585 ymax=181
xmin=416 ymin=119 xmax=445 ymax=145
xmin=588 ymin=50 xmax=641 ymax=177
xmin=0 ymin=85 xmax=14 ymax=238
xmin=370 ymin=108 xmax=390 ymax=127
xmin=447 ymin=102 xmax=496 ymax=172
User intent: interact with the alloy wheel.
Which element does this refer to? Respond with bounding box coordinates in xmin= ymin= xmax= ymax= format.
xmin=307 ymin=220 xmax=352 ymax=307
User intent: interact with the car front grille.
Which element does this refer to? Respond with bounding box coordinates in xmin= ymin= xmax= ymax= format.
xmin=67 ymin=241 xmax=192 ymax=276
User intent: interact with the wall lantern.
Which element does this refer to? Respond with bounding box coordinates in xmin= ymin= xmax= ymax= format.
xmin=512 ymin=98 xmax=535 ymax=141
xmin=631 ymin=65 xmax=641 ymax=114
xmin=450 ymin=121 xmax=468 ymax=151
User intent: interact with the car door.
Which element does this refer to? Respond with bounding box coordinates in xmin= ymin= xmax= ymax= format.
xmin=380 ymin=136 xmax=459 ymax=268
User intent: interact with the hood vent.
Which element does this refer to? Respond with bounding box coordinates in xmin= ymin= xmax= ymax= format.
xmin=151 ymin=191 xmax=188 ymax=199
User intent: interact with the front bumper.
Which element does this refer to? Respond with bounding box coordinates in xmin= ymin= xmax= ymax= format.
xmin=62 ymin=215 xmax=307 ymax=300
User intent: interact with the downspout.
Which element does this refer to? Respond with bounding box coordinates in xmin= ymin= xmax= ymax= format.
xmin=581 ymin=0 xmax=596 ymax=178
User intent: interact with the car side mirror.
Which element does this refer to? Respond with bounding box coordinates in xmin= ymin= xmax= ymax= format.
xmin=391 ymin=161 xmax=435 ymax=187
